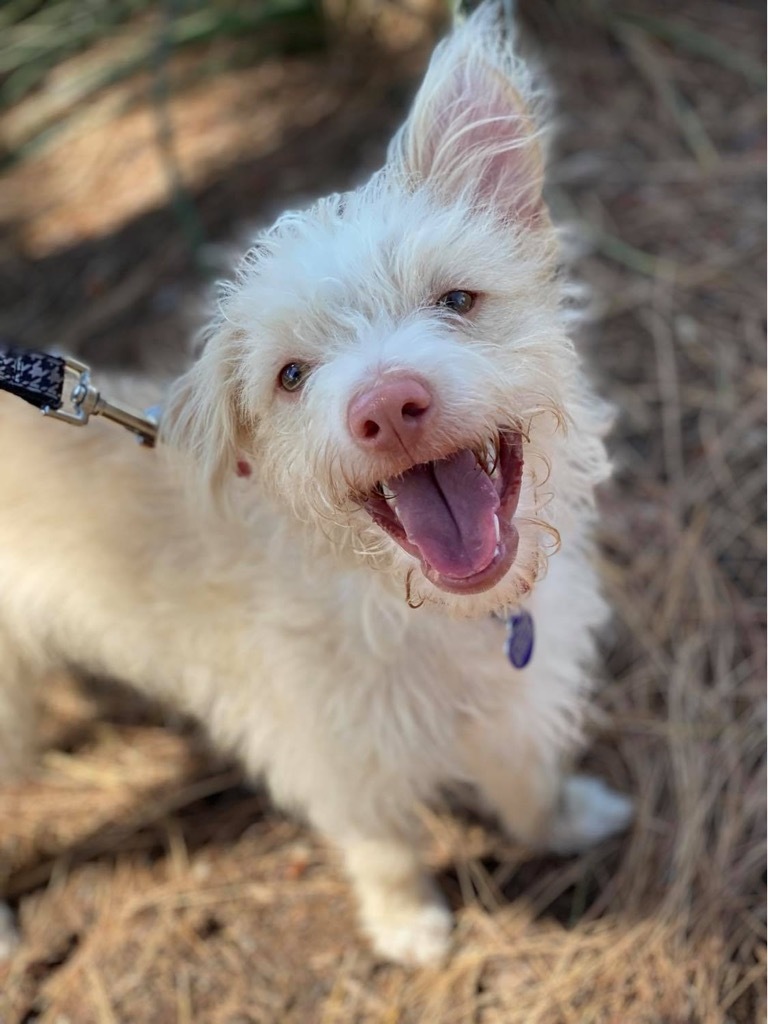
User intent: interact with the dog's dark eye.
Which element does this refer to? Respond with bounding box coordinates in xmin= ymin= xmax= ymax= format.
xmin=279 ymin=362 xmax=311 ymax=392
xmin=437 ymin=290 xmax=476 ymax=314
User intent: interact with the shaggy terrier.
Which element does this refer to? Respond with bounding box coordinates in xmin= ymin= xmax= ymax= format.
xmin=0 ymin=3 xmax=632 ymax=964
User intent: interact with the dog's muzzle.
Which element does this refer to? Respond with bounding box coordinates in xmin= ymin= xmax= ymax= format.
xmin=362 ymin=430 xmax=524 ymax=596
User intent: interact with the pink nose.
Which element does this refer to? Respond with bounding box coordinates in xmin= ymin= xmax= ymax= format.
xmin=348 ymin=376 xmax=433 ymax=452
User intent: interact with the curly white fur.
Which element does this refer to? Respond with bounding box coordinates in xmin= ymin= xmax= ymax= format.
xmin=0 ymin=3 xmax=631 ymax=965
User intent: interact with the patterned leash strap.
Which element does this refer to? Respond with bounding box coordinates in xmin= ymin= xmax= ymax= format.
xmin=0 ymin=342 xmax=158 ymax=447
xmin=0 ymin=345 xmax=66 ymax=411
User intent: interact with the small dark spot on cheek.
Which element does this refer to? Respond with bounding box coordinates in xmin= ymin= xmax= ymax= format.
xmin=236 ymin=460 xmax=252 ymax=478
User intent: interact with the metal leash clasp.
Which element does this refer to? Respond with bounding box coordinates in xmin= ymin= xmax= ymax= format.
xmin=43 ymin=356 xmax=159 ymax=447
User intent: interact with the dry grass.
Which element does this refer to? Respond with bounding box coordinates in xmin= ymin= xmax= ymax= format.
xmin=0 ymin=1 xmax=764 ymax=1021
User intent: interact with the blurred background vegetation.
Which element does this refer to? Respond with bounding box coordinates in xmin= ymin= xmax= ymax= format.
xmin=1 ymin=0 xmax=333 ymax=163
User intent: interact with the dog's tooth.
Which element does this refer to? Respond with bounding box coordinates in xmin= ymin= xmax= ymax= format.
xmin=493 ymin=514 xmax=500 ymax=543
xmin=484 ymin=439 xmax=500 ymax=477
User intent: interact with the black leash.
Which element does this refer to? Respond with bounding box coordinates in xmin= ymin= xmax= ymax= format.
xmin=0 ymin=345 xmax=66 ymax=411
xmin=0 ymin=343 xmax=158 ymax=447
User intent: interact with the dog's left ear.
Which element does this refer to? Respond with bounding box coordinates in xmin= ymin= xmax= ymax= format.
xmin=389 ymin=6 xmax=546 ymax=224
xmin=162 ymin=326 xmax=253 ymax=499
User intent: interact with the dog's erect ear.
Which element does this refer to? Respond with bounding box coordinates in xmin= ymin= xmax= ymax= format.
xmin=389 ymin=5 xmax=545 ymax=223
xmin=162 ymin=326 xmax=252 ymax=497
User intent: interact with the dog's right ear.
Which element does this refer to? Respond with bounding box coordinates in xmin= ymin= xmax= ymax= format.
xmin=389 ymin=3 xmax=546 ymax=225
xmin=162 ymin=325 xmax=252 ymax=499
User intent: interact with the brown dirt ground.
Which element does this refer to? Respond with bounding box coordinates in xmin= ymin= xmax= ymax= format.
xmin=0 ymin=2 xmax=765 ymax=1022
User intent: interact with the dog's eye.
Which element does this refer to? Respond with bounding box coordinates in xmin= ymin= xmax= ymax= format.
xmin=437 ymin=290 xmax=476 ymax=314
xmin=279 ymin=362 xmax=311 ymax=392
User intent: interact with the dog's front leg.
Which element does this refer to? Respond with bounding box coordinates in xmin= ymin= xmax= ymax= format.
xmin=287 ymin=766 xmax=452 ymax=964
xmin=267 ymin=738 xmax=452 ymax=965
xmin=341 ymin=832 xmax=452 ymax=966
xmin=459 ymin=711 xmax=633 ymax=855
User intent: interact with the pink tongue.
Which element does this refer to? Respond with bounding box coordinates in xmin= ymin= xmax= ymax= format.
xmin=388 ymin=450 xmax=500 ymax=579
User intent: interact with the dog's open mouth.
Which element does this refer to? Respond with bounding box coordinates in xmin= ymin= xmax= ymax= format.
xmin=363 ymin=431 xmax=523 ymax=595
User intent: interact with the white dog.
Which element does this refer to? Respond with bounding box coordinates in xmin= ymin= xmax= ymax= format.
xmin=0 ymin=3 xmax=632 ymax=965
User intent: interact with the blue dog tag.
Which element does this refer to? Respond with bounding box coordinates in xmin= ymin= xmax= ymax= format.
xmin=505 ymin=610 xmax=534 ymax=669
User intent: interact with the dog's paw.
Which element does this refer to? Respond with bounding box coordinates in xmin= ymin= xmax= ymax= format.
xmin=0 ymin=903 xmax=19 ymax=961
xmin=365 ymin=901 xmax=452 ymax=967
xmin=544 ymin=775 xmax=634 ymax=856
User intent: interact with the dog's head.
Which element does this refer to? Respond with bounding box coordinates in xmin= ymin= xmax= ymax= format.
xmin=165 ymin=3 xmax=611 ymax=617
